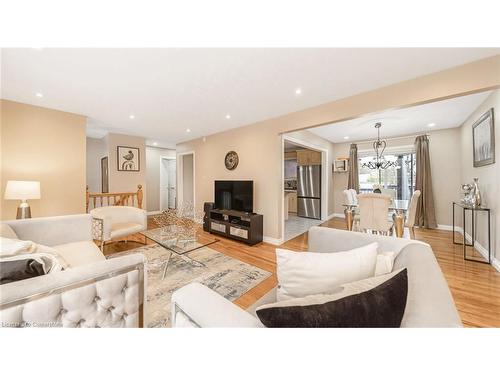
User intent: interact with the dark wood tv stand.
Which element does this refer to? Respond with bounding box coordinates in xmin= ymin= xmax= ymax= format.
xmin=207 ymin=209 xmax=263 ymax=245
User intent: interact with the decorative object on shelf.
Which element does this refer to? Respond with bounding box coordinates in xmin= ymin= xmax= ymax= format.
xmin=224 ymin=151 xmax=239 ymax=170
xmin=4 ymin=180 xmax=41 ymax=219
xmin=360 ymin=123 xmax=399 ymax=170
xmin=333 ymin=158 xmax=349 ymax=173
xmin=472 ymin=178 xmax=482 ymax=207
xmin=117 ymin=146 xmax=140 ymax=171
xmin=472 ymin=108 xmax=495 ymax=167
xmin=460 ymin=178 xmax=482 ymax=207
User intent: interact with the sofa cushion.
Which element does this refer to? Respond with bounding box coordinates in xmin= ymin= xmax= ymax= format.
xmin=256 ymin=268 xmax=408 ymax=328
xmin=52 ymin=241 xmax=105 ymax=268
xmin=110 ymin=222 xmax=144 ymax=239
xmin=276 ymin=243 xmax=378 ymax=301
xmin=1 ymin=224 xmax=18 ymax=239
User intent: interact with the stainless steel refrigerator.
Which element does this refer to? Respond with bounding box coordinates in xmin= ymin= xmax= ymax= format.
xmin=297 ymin=165 xmax=321 ymax=219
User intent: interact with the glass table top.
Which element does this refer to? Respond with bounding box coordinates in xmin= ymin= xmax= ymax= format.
xmin=142 ymin=226 xmax=219 ymax=254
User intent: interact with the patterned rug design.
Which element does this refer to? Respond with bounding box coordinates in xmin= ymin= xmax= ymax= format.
xmin=111 ymin=244 xmax=271 ymax=327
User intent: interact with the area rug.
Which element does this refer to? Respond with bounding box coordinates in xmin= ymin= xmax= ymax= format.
xmin=109 ymin=244 xmax=271 ymax=327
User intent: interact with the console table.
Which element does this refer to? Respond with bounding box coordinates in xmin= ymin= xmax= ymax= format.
xmin=207 ymin=209 xmax=263 ymax=245
xmin=452 ymin=201 xmax=491 ymax=264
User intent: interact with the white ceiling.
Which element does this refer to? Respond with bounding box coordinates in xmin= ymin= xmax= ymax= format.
xmin=1 ymin=48 xmax=498 ymax=148
xmin=308 ymin=90 xmax=492 ymax=143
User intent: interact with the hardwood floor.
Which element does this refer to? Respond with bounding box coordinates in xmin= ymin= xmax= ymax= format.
xmin=104 ymin=216 xmax=500 ymax=327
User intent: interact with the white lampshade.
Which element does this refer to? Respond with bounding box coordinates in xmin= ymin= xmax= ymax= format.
xmin=4 ymin=181 xmax=41 ymax=200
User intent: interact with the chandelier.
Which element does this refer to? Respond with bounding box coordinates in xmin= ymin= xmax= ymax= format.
xmin=361 ymin=122 xmax=399 ymax=170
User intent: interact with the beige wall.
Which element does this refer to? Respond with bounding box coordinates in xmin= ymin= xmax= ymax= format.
xmin=459 ymin=90 xmax=500 ymax=260
xmin=331 ymin=128 xmax=462 ymax=227
xmin=146 ymin=146 xmax=176 ymax=212
xmin=181 ymin=153 xmax=194 ymax=206
xmin=1 ymin=100 xmax=87 ymax=219
xmin=86 ymin=137 xmax=108 ymax=193
xmin=105 ymin=133 xmax=147 ymax=209
xmin=177 ymin=56 xmax=500 ymax=242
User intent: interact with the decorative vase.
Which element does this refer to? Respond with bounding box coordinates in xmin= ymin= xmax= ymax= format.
xmin=472 ymin=178 xmax=481 ymax=207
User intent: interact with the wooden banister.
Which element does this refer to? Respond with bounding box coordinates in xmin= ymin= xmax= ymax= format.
xmin=86 ymin=184 xmax=143 ymax=212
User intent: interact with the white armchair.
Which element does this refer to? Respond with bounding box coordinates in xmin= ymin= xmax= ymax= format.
xmin=90 ymin=206 xmax=147 ymax=250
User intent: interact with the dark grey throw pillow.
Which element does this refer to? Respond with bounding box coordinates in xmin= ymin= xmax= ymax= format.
xmin=256 ymin=268 xmax=408 ymax=328
xmin=0 ymin=259 xmax=46 ymax=285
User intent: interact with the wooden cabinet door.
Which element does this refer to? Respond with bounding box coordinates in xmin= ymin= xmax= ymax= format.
xmin=309 ymin=151 xmax=321 ymax=165
xmin=288 ymin=193 xmax=297 ymax=213
xmin=296 ymin=151 xmax=308 ymax=166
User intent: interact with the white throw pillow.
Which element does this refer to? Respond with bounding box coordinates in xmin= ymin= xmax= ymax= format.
xmin=0 ymin=236 xmax=68 ymax=270
xmin=0 ymin=237 xmax=35 ymax=257
xmin=276 ymin=243 xmax=378 ymax=301
xmin=374 ymin=251 xmax=395 ymax=276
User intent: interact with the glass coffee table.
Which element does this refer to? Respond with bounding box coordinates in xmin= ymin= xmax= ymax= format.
xmin=141 ymin=226 xmax=220 ymax=279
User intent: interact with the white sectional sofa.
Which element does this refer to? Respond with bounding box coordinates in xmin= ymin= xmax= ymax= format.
xmin=171 ymin=227 xmax=462 ymax=328
xmin=0 ymin=214 xmax=146 ymax=328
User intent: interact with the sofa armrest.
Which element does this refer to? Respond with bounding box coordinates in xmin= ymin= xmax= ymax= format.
xmin=171 ymin=282 xmax=264 ymax=327
xmin=3 ymin=214 xmax=94 ymax=246
xmin=0 ymin=254 xmax=146 ymax=328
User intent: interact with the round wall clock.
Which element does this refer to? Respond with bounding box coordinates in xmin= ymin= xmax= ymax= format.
xmin=224 ymin=151 xmax=239 ymax=170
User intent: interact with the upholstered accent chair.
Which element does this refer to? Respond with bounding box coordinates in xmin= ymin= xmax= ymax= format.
xmin=357 ymin=193 xmax=393 ymax=236
xmin=406 ymin=190 xmax=421 ymax=239
xmin=90 ymin=206 xmax=147 ymax=251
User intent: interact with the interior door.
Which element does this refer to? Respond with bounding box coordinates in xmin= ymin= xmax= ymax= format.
xmin=167 ymin=159 xmax=176 ymax=208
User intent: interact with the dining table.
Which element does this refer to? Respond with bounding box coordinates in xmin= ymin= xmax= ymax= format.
xmin=342 ymin=199 xmax=409 ymax=238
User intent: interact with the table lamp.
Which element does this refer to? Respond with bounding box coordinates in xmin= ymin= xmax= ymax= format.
xmin=4 ymin=180 xmax=41 ymax=219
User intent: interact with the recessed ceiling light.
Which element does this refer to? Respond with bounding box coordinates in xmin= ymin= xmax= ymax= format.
xmin=186 ymin=129 xmax=191 ymax=133
xmin=225 ymin=114 xmax=231 ymax=119
xmin=295 ymin=88 xmax=302 ymax=95
xmin=427 ymin=123 xmax=436 ymax=127
xmin=343 ymin=136 xmax=350 ymax=140
xmin=35 ymin=92 xmax=43 ymax=98
xmin=153 ymin=142 xmax=158 ymax=146
xmin=129 ymin=115 xmax=135 ymax=120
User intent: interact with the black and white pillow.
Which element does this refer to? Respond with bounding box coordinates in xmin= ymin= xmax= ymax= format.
xmin=256 ymin=268 xmax=408 ymax=328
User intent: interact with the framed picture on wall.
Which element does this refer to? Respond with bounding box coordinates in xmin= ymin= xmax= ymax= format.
xmin=472 ymin=108 xmax=495 ymax=167
xmin=101 ymin=156 xmax=109 ymax=193
xmin=117 ymin=146 xmax=140 ymax=171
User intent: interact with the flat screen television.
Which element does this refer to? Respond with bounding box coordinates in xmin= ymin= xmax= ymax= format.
xmin=214 ymin=180 xmax=253 ymax=213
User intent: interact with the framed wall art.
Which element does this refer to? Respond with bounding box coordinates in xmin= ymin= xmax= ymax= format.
xmin=472 ymin=108 xmax=495 ymax=167
xmin=117 ymin=146 xmax=140 ymax=171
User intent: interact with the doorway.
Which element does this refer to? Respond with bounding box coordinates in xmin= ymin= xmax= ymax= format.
xmin=177 ymin=151 xmax=195 ymax=214
xmin=282 ymin=136 xmax=328 ymax=242
xmin=160 ymin=157 xmax=177 ymax=211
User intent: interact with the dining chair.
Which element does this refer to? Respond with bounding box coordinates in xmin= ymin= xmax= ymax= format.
xmin=357 ymin=193 xmax=393 ymax=236
xmin=406 ymin=190 xmax=421 ymax=239
xmin=342 ymin=189 xmax=360 ymax=230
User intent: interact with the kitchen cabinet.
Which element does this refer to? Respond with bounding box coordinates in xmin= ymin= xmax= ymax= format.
xmin=288 ymin=192 xmax=297 ymax=213
xmin=297 ymin=150 xmax=321 ymax=165
xmin=284 ymin=151 xmax=297 ymax=160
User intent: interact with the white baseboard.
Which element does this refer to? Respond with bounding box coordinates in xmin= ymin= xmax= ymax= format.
xmin=453 ymin=226 xmax=499 ymax=272
xmin=147 ymin=211 xmax=161 ymax=216
xmin=436 ymin=224 xmax=454 ymax=231
xmin=263 ymin=236 xmax=284 ymax=246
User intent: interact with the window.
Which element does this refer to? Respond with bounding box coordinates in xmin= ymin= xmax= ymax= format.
xmin=358 ymin=152 xmax=416 ymax=200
